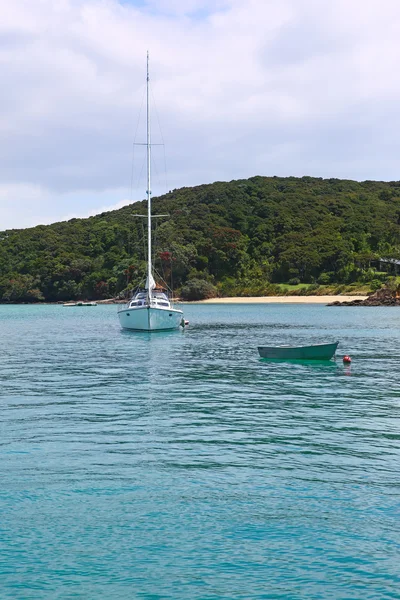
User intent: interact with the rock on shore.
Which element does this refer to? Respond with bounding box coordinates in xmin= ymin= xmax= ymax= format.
xmin=328 ymin=285 xmax=400 ymax=306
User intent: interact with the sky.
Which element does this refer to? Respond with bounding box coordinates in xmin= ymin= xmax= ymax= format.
xmin=1 ymin=0 xmax=400 ymax=229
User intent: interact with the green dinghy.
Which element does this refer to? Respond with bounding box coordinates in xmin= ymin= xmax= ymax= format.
xmin=258 ymin=341 xmax=339 ymax=360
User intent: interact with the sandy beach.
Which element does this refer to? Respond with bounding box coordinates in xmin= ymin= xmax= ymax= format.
xmin=196 ymin=295 xmax=368 ymax=304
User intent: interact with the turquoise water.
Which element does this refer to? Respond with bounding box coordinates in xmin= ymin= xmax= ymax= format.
xmin=1 ymin=303 xmax=400 ymax=599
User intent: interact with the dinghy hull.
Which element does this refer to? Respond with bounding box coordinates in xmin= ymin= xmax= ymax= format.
xmin=258 ymin=341 xmax=339 ymax=360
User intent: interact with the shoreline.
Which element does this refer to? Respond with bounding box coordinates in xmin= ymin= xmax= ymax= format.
xmin=194 ymin=295 xmax=368 ymax=304
xmin=0 ymin=295 xmax=369 ymax=306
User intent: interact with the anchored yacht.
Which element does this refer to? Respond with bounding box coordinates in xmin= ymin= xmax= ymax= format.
xmin=118 ymin=53 xmax=184 ymax=331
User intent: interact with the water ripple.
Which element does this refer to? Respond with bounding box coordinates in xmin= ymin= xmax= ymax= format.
xmin=0 ymin=303 xmax=400 ymax=599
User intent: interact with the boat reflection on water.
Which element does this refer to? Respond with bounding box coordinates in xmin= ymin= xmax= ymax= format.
xmin=259 ymin=357 xmax=339 ymax=369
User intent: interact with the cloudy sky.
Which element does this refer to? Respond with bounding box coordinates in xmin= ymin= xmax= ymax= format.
xmin=1 ymin=0 xmax=400 ymax=229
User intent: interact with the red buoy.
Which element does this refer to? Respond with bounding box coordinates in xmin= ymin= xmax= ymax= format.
xmin=343 ymin=355 xmax=352 ymax=364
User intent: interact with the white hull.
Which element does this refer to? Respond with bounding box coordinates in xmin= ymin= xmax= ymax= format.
xmin=118 ymin=305 xmax=183 ymax=331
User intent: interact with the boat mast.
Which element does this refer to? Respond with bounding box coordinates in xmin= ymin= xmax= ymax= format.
xmin=146 ymin=51 xmax=152 ymax=301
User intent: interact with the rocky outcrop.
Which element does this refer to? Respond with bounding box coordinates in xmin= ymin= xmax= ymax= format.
xmin=328 ymin=285 xmax=400 ymax=306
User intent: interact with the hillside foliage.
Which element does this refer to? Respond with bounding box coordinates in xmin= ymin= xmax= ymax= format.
xmin=1 ymin=175 xmax=400 ymax=302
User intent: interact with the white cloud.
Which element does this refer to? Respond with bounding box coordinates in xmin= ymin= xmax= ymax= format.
xmin=61 ymin=196 xmax=133 ymax=221
xmin=1 ymin=0 xmax=400 ymax=229
xmin=0 ymin=184 xmax=51 ymax=230
xmin=0 ymin=183 xmax=138 ymax=229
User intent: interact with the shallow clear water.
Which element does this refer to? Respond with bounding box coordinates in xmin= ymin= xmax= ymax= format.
xmin=1 ymin=303 xmax=400 ymax=599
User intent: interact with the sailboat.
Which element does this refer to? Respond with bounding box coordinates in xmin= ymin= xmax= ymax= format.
xmin=118 ymin=53 xmax=184 ymax=331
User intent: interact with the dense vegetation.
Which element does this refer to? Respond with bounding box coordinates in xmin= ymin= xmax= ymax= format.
xmin=1 ymin=175 xmax=400 ymax=302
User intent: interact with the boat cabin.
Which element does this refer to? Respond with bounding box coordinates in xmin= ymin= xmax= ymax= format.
xmin=128 ymin=288 xmax=171 ymax=309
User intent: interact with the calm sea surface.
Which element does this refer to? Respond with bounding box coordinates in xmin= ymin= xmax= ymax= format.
xmin=1 ymin=303 xmax=400 ymax=599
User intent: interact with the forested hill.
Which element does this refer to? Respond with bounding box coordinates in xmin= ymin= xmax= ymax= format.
xmin=1 ymin=175 xmax=400 ymax=302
